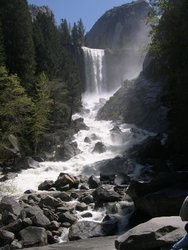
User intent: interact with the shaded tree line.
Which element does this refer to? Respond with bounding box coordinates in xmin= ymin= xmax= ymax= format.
xmin=148 ymin=0 xmax=188 ymax=165
xmin=0 ymin=0 xmax=85 ymax=164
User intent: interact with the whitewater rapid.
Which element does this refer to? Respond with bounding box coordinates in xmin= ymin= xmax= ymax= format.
xmin=0 ymin=93 xmax=152 ymax=197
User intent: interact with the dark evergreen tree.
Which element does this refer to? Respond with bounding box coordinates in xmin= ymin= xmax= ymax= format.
xmin=149 ymin=0 xmax=188 ymax=157
xmin=59 ymin=19 xmax=71 ymax=46
xmin=33 ymin=12 xmax=61 ymax=79
xmin=0 ymin=20 xmax=5 ymax=66
xmin=0 ymin=0 xmax=35 ymax=86
xmin=32 ymin=73 xmax=51 ymax=153
xmin=77 ymin=19 xmax=85 ymax=46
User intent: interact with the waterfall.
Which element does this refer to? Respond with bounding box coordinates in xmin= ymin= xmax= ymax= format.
xmin=82 ymin=46 xmax=106 ymax=94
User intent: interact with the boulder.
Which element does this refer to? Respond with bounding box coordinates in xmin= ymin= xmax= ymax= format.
xmin=54 ymin=173 xmax=79 ymax=190
xmin=38 ymin=180 xmax=54 ymax=191
xmin=88 ymin=175 xmax=100 ymax=189
xmin=0 ymin=230 xmax=15 ymax=247
xmin=39 ymin=195 xmax=61 ymax=209
xmin=19 ymin=227 xmax=47 ymax=247
xmin=72 ymin=118 xmax=89 ymax=132
xmin=69 ymin=221 xmax=104 ymax=241
xmin=1 ymin=211 xmax=17 ymax=225
xmin=55 ymin=192 xmax=71 ymax=202
xmin=93 ymin=185 xmax=121 ymax=205
xmin=0 ymin=196 xmax=22 ymax=217
xmin=92 ymin=142 xmax=106 ymax=153
xmin=58 ymin=212 xmax=77 ymax=225
xmin=55 ymin=140 xmax=81 ymax=161
xmin=84 ymin=137 xmax=91 ymax=143
xmin=115 ymin=216 xmax=186 ymax=250
xmin=1 ymin=219 xmax=23 ymax=233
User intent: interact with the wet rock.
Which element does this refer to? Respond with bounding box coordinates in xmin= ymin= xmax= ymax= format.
xmin=84 ymin=137 xmax=91 ymax=143
xmin=55 ymin=192 xmax=71 ymax=202
xmin=78 ymin=194 xmax=94 ymax=204
xmin=0 ymin=230 xmax=15 ymax=247
xmin=88 ymin=175 xmax=100 ymax=189
xmin=93 ymin=185 xmax=121 ymax=205
xmin=54 ymin=173 xmax=79 ymax=190
xmin=55 ymin=140 xmax=81 ymax=161
xmin=19 ymin=226 xmax=47 ymax=247
xmin=80 ymin=184 xmax=89 ymax=190
xmin=72 ymin=118 xmax=89 ymax=132
xmin=69 ymin=221 xmax=104 ymax=241
xmin=70 ymin=192 xmax=79 ymax=199
xmin=75 ymin=202 xmax=88 ymax=212
xmin=24 ymin=190 xmax=36 ymax=194
xmin=47 ymin=221 xmax=61 ymax=231
xmin=38 ymin=180 xmax=54 ymax=191
xmin=0 ymin=173 xmax=18 ymax=182
xmin=39 ymin=195 xmax=61 ymax=209
xmin=56 ymin=203 xmax=75 ymax=213
xmin=58 ymin=212 xmax=77 ymax=225
xmin=81 ymin=212 xmax=93 ymax=218
xmin=90 ymin=134 xmax=99 ymax=141
xmin=92 ymin=142 xmax=106 ymax=153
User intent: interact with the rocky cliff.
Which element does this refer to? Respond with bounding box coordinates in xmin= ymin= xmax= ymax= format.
xmin=97 ymin=56 xmax=168 ymax=133
xmin=29 ymin=5 xmax=53 ymax=21
xmin=83 ymin=0 xmax=151 ymax=91
xmin=86 ymin=0 xmax=151 ymax=50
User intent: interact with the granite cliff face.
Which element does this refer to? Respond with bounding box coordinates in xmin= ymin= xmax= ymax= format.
xmin=29 ymin=5 xmax=53 ymax=21
xmin=97 ymin=56 xmax=168 ymax=133
xmin=83 ymin=0 xmax=151 ymax=91
xmin=86 ymin=0 xmax=151 ymax=50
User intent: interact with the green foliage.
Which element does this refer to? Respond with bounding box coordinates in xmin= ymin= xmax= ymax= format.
xmin=0 ymin=0 xmax=35 ymax=85
xmin=0 ymin=66 xmax=33 ymax=160
xmin=33 ymin=12 xmax=61 ymax=79
xmin=71 ymin=19 xmax=85 ymax=47
xmin=0 ymin=3 xmax=86 ymax=164
xmin=0 ymin=20 xmax=5 ymax=66
xmin=32 ymin=73 xmax=51 ymax=152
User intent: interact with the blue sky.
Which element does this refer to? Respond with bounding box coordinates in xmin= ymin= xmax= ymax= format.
xmin=28 ymin=0 xmax=131 ymax=32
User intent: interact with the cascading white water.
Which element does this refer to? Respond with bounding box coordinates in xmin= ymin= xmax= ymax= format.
xmin=0 ymin=46 xmax=154 ymax=236
xmin=82 ymin=46 xmax=106 ymax=94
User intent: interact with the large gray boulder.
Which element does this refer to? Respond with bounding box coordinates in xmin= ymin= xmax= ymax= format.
xmin=69 ymin=221 xmax=104 ymax=241
xmin=0 ymin=196 xmax=22 ymax=217
xmin=19 ymin=226 xmax=47 ymax=247
xmin=115 ymin=216 xmax=186 ymax=250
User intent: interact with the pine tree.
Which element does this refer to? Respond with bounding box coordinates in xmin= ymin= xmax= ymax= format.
xmin=33 ymin=12 xmax=61 ymax=79
xmin=77 ymin=19 xmax=85 ymax=46
xmin=0 ymin=20 xmax=5 ymax=66
xmin=32 ymin=73 xmax=51 ymax=153
xmin=59 ymin=19 xmax=71 ymax=46
xmin=0 ymin=66 xmax=33 ymax=161
xmin=0 ymin=0 xmax=35 ymax=86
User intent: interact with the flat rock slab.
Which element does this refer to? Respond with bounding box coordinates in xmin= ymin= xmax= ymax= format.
xmin=23 ymin=236 xmax=116 ymax=250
